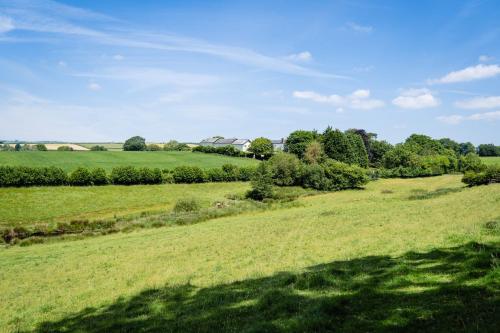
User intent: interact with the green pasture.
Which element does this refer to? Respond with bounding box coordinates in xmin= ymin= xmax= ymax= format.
xmin=481 ymin=156 xmax=500 ymax=166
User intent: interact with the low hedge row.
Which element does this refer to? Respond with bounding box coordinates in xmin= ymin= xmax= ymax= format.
xmin=192 ymin=145 xmax=272 ymax=160
xmin=462 ymin=165 xmax=500 ymax=187
xmin=0 ymin=164 xmax=257 ymax=187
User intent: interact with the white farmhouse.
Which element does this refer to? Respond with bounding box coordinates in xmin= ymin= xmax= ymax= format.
xmin=199 ymin=137 xmax=252 ymax=152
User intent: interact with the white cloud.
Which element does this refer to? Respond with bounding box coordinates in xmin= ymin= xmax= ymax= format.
xmin=346 ymin=22 xmax=373 ymax=33
xmin=428 ymin=64 xmax=500 ymax=84
xmin=455 ymin=96 xmax=500 ymax=109
xmin=479 ymin=55 xmax=494 ymax=62
xmin=392 ymin=88 xmax=440 ymax=109
xmin=0 ymin=16 xmax=14 ymax=33
xmin=437 ymin=111 xmax=500 ymax=124
xmin=293 ymin=89 xmax=384 ymax=110
xmin=353 ymin=65 xmax=374 ymax=73
xmin=113 ymin=54 xmax=124 ymax=61
xmin=88 ymin=82 xmax=101 ymax=91
xmin=58 ymin=61 xmax=67 ymax=67
xmin=286 ymin=51 xmax=312 ymax=62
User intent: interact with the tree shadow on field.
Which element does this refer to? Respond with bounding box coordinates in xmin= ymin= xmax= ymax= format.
xmin=33 ymin=242 xmax=500 ymax=333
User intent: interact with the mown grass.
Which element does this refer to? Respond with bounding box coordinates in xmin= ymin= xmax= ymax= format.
xmin=481 ymin=156 xmax=500 ymax=166
xmin=0 ymin=182 xmax=251 ymax=227
xmin=0 ymin=175 xmax=498 ymax=332
xmin=0 ymin=151 xmax=258 ymax=172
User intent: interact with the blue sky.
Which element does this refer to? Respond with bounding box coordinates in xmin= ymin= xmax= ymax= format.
xmin=0 ymin=0 xmax=499 ymax=144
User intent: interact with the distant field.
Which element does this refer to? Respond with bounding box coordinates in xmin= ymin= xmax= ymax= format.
xmin=481 ymin=156 xmax=500 ymax=165
xmin=78 ymin=143 xmax=124 ymax=151
xmin=0 ymin=182 xmax=249 ymax=227
xmin=0 ymin=151 xmax=258 ymax=172
xmin=0 ymin=175 xmax=498 ymax=332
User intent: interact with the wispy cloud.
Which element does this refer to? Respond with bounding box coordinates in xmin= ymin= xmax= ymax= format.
xmin=479 ymin=55 xmax=494 ymax=62
xmin=0 ymin=1 xmax=346 ymax=79
xmin=0 ymin=15 xmax=13 ymax=33
xmin=345 ymin=22 xmax=373 ymax=33
xmin=88 ymin=82 xmax=101 ymax=91
xmin=455 ymin=95 xmax=500 ymax=109
xmin=286 ymin=51 xmax=312 ymax=62
xmin=428 ymin=64 xmax=500 ymax=84
xmin=392 ymin=88 xmax=440 ymax=109
xmin=293 ymin=89 xmax=384 ymax=110
xmin=437 ymin=111 xmax=500 ymax=124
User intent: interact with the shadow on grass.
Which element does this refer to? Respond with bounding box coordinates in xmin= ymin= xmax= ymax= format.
xmin=33 ymin=242 xmax=499 ymax=333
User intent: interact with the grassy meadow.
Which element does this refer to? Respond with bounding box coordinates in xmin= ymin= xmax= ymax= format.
xmin=481 ymin=156 xmax=500 ymax=166
xmin=0 ymin=182 xmax=250 ymax=227
xmin=0 ymin=151 xmax=258 ymax=172
xmin=0 ymin=175 xmax=499 ymax=332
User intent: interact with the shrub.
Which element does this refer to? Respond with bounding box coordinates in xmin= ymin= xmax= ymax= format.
xmin=57 ymin=145 xmax=74 ymax=151
xmin=301 ymin=164 xmax=330 ymax=190
xmin=321 ymin=159 xmax=369 ymax=190
xmin=163 ymin=140 xmax=190 ymax=151
xmin=267 ymin=153 xmax=302 ymax=186
xmin=91 ymin=168 xmax=108 ymax=185
xmin=0 ymin=166 xmax=67 ymax=187
xmin=173 ymin=198 xmax=201 ymax=212
xmin=69 ymin=167 xmax=93 ymax=186
xmin=110 ymin=166 xmax=141 ymax=185
xmin=205 ymin=168 xmax=228 ymax=182
xmin=462 ymin=165 xmax=500 ymax=187
xmin=222 ymin=164 xmax=238 ymax=181
xmin=35 ymin=144 xmax=48 ymax=151
xmin=249 ymin=137 xmax=273 ymax=156
xmin=172 ymin=166 xmax=205 ymax=183
xmin=246 ymin=163 xmax=274 ymax=200
xmin=147 ymin=144 xmax=162 ymax=151
xmin=123 ymin=136 xmax=146 ymax=151
xmin=139 ymin=167 xmax=163 ymax=184
xmin=284 ymin=130 xmax=318 ymax=158
xmin=237 ymin=166 xmax=256 ymax=181
xmin=90 ymin=145 xmax=107 ymax=151
xmin=459 ymin=153 xmax=486 ymax=172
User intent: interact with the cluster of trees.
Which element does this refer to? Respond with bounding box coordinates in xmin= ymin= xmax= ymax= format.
xmin=123 ymin=136 xmax=190 ymax=151
xmin=462 ymin=165 xmax=500 ymax=187
xmin=0 ymin=164 xmax=257 ymax=187
xmin=247 ymin=152 xmax=369 ymax=200
xmin=0 ymin=143 xmax=48 ymax=151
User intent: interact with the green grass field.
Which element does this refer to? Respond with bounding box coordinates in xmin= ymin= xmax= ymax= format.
xmin=481 ymin=156 xmax=500 ymax=166
xmin=0 ymin=182 xmax=250 ymax=227
xmin=0 ymin=151 xmax=258 ymax=172
xmin=0 ymin=175 xmax=498 ymax=332
xmin=78 ymin=143 xmax=124 ymax=151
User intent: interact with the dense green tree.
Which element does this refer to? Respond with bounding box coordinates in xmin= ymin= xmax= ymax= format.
xmin=369 ymin=139 xmax=393 ymax=167
xmin=346 ymin=132 xmax=369 ymax=167
xmin=123 ymin=136 xmax=147 ymax=151
xmin=404 ymin=134 xmax=446 ymax=155
xmin=90 ymin=145 xmax=107 ymax=151
xmin=246 ymin=162 xmax=274 ymax=200
xmin=322 ymin=127 xmax=352 ymax=164
xmin=267 ymin=152 xmax=302 ymax=186
xmin=249 ymin=137 xmax=273 ymax=156
xmin=14 ymin=143 xmax=21 ymax=151
xmin=477 ymin=144 xmax=499 ymax=156
xmin=438 ymin=138 xmax=460 ymax=154
xmin=458 ymin=142 xmax=475 ymax=156
xmin=382 ymin=145 xmax=420 ymax=169
xmin=346 ymin=129 xmax=376 ymax=159
xmin=284 ymin=130 xmax=318 ymax=158
xmin=163 ymin=140 xmax=190 ymax=151
xmin=35 ymin=144 xmax=48 ymax=151
xmin=57 ymin=145 xmax=74 ymax=151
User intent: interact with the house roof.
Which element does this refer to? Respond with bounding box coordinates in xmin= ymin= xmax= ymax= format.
xmin=214 ymin=138 xmax=237 ymax=144
xmin=233 ymin=139 xmax=250 ymax=145
xmin=271 ymin=139 xmax=285 ymax=144
xmin=200 ymin=137 xmax=220 ymax=143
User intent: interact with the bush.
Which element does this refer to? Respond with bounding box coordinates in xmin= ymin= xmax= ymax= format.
xmin=57 ymin=145 xmax=74 ymax=151
xmin=173 ymin=198 xmax=201 ymax=213
xmin=163 ymin=140 xmax=190 ymax=151
xmin=91 ymin=168 xmax=108 ymax=185
xmin=237 ymin=166 xmax=256 ymax=181
xmin=222 ymin=164 xmax=238 ymax=181
xmin=246 ymin=163 xmax=274 ymax=200
xmin=110 ymin=166 xmax=141 ymax=185
xmin=147 ymin=144 xmax=162 ymax=151
xmin=462 ymin=165 xmax=500 ymax=187
xmin=301 ymin=164 xmax=330 ymax=190
xmin=69 ymin=167 xmax=93 ymax=186
xmin=123 ymin=136 xmax=146 ymax=151
xmin=0 ymin=166 xmax=67 ymax=187
xmin=459 ymin=153 xmax=486 ymax=172
xmin=35 ymin=144 xmax=48 ymax=151
xmin=321 ymin=159 xmax=369 ymax=190
xmin=139 ymin=167 xmax=163 ymax=184
xmin=267 ymin=153 xmax=302 ymax=186
xmin=205 ymin=168 xmax=228 ymax=182
xmin=172 ymin=166 xmax=205 ymax=183
xmin=90 ymin=145 xmax=107 ymax=151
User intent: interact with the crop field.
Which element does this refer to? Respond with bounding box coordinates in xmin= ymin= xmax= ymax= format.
xmin=0 ymin=151 xmax=258 ymax=172
xmin=78 ymin=143 xmax=124 ymax=151
xmin=481 ymin=156 xmax=500 ymax=166
xmin=1 ymin=175 xmax=499 ymax=332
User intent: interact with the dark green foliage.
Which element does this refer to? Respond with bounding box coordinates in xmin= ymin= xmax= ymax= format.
xmin=0 ymin=166 xmax=67 ymax=187
xmin=110 ymin=166 xmax=141 ymax=185
xmin=147 ymin=144 xmax=162 ymax=151
xmin=246 ymin=163 xmax=274 ymax=200
xmin=90 ymin=145 xmax=108 ymax=151
xmin=322 ymin=127 xmax=352 ymax=164
xmin=369 ymin=139 xmax=393 ymax=167
xmin=267 ymin=152 xmax=302 ymax=186
xmin=69 ymin=167 xmax=93 ymax=186
xmin=438 ymin=138 xmax=460 ymax=154
xmin=249 ymin=137 xmax=273 ymax=156
xmin=459 ymin=142 xmax=475 ymax=156
xmin=404 ymin=134 xmax=447 ymax=155
xmin=173 ymin=198 xmax=201 ymax=213
xmin=321 ymin=159 xmax=369 ymax=190
xmin=57 ymin=145 xmax=74 ymax=151
xmin=14 ymin=143 xmax=21 ymax=151
xmin=172 ymin=166 xmax=206 ymax=183
xmin=301 ymin=163 xmax=329 ymax=190
xmin=91 ymin=168 xmax=108 ymax=185
xmin=123 ymin=136 xmax=147 ymax=151
xmin=382 ymin=145 xmax=419 ymax=169
xmin=477 ymin=144 xmax=500 ymax=156
xmin=237 ymin=166 xmax=256 ymax=181
xmin=192 ymin=145 xmax=250 ymax=158
xmin=462 ymin=165 xmax=500 ymax=186
xmin=139 ymin=167 xmax=163 ymax=184
xmin=34 ymin=144 xmax=48 ymax=151
xmin=284 ymin=130 xmax=317 ymax=158
xmin=459 ymin=153 xmax=486 ymax=172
